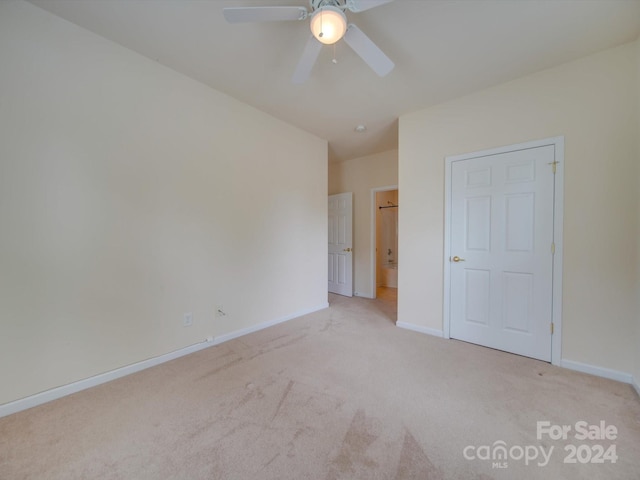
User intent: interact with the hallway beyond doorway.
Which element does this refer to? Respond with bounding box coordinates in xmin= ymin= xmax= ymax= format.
xmin=375 ymin=286 xmax=397 ymax=324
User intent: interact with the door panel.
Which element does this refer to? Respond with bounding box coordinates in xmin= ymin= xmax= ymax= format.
xmin=465 ymin=196 xmax=491 ymax=251
xmin=502 ymin=271 xmax=533 ymax=333
xmin=464 ymin=269 xmax=490 ymax=326
xmin=449 ymin=145 xmax=555 ymax=361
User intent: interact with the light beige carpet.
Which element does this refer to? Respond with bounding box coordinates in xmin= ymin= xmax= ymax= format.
xmin=1 ymin=294 xmax=639 ymax=479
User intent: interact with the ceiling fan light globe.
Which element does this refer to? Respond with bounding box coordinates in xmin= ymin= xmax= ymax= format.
xmin=310 ymin=6 xmax=347 ymax=45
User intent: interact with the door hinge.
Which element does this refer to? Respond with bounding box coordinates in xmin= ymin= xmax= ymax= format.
xmin=551 ymin=323 xmax=554 ymax=335
xmin=551 ymin=242 xmax=555 ymax=254
xmin=548 ymin=160 xmax=559 ymax=174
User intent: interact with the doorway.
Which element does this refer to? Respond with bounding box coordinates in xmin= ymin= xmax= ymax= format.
xmin=372 ymin=186 xmax=399 ymax=321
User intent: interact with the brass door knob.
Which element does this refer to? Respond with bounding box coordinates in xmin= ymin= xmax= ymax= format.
xmin=451 ymin=256 xmax=465 ymax=262
xmin=343 ymin=248 xmax=352 ymax=252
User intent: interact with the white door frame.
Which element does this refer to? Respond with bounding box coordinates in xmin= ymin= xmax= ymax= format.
xmin=443 ymin=137 xmax=564 ymax=365
xmin=370 ymin=185 xmax=399 ymax=299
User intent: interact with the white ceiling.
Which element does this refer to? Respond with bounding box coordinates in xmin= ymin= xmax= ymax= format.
xmin=28 ymin=0 xmax=640 ymax=162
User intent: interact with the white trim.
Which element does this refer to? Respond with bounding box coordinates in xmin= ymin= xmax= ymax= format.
xmin=632 ymin=376 xmax=640 ymax=397
xmin=561 ymin=359 xmax=634 ymax=385
xmin=0 ymin=342 xmax=213 ymax=418
xmin=443 ymin=136 xmax=564 ymax=364
xmin=370 ymin=185 xmax=398 ymax=298
xmin=396 ymin=321 xmax=443 ymax=338
xmin=213 ymin=302 xmax=328 ymax=344
xmin=353 ymin=292 xmax=374 ymax=299
xmin=0 ymin=302 xmax=329 ymax=418
xmin=550 ymin=137 xmax=564 ymax=366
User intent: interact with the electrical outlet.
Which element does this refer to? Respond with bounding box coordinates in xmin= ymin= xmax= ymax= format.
xmin=183 ymin=313 xmax=193 ymax=327
xmin=216 ymin=305 xmax=226 ymax=317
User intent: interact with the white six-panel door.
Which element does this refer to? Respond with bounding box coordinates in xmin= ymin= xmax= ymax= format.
xmin=328 ymin=193 xmax=353 ymax=297
xmin=448 ymin=145 xmax=556 ymax=361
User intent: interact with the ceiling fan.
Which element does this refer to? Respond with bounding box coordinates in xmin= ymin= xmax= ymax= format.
xmin=223 ymin=0 xmax=395 ymax=84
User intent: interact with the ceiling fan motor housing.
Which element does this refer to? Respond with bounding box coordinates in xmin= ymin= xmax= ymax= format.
xmin=310 ymin=0 xmax=343 ymax=11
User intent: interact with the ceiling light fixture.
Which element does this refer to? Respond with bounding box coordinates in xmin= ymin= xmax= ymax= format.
xmin=355 ymin=124 xmax=367 ymax=133
xmin=310 ymin=6 xmax=347 ymax=45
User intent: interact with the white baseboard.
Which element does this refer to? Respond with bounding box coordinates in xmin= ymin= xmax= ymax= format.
xmin=560 ymin=359 xmax=634 ymax=385
xmin=396 ymin=321 xmax=443 ymax=338
xmin=212 ymin=302 xmax=329 ymax=344
xmin=0 ymin=302 xmax=329 ymax=419
xmin=391 ymin=331 xmax=639 ymax=393
xmin=0 ymin=341 xmax=215 ymax=418
xmin=631 ymin=376 xmax=640 ymax=397
xmin=353 ymin=292 xmax=374 ymax=299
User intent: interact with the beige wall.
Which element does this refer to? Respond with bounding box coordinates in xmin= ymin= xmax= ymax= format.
xmin=0 ymin=1 xmax=328 ymax=406
xmin=329 ymin=150 xmax=398 ymax=297
xmin=399 ymin=40 xmax=639 ymax=375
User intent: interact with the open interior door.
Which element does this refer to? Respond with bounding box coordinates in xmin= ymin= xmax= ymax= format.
xmin=328 ymin=193 xmax=353 ymax=297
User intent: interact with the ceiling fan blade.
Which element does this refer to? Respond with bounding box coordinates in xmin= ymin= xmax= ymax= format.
xmin=223 ymin=6 xmax=308 ymax=23
xmin=343 ymin=24 xmax=394 ymax=77
xmin=292 ymin=35 xmax=323 ymax=84
xmin=345 ymin=0 xmax=394 ymax=13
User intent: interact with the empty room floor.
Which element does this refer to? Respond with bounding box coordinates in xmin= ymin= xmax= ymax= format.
xmin=1 ymin=294 xmax=639 ymax=479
